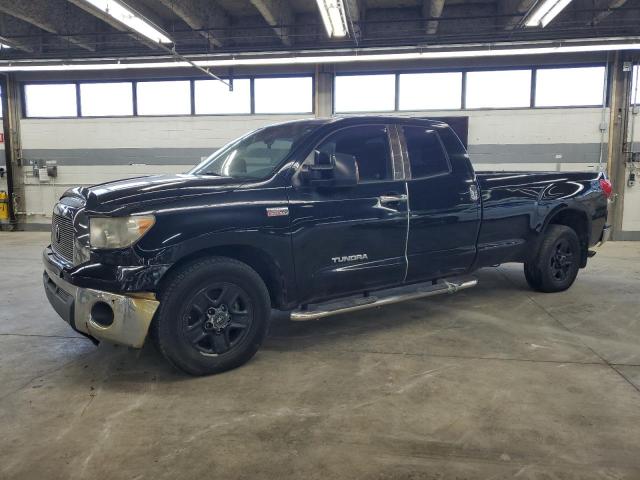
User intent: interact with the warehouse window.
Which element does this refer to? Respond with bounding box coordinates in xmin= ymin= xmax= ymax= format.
xmin=535 ymin=66 xmax=606 ymax=107
xmin=399 ymin=72 xmax=462 ymax=110
xmin=24 ymin=84 xmax=78 ymax=117
xmin=194 ymin=78 xmax=251 ymax=115
xmin=466 ymin=70 xmax=532 ymax=109
xmin=254 ymin=77 xmax=313 ymax=114
xmin=136 ymin=80 xmax=191 ymax=115
xmin=80 ymin=82 xmax=133 ymax=116
xmin=335 ymin=74 xmax=395 ymax=112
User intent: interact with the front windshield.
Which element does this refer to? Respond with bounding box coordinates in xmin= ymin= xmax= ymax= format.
xmin=189 ymin=121 xmax=321 ymax=180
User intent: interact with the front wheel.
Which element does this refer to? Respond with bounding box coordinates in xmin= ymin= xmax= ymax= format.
xmin=524 ymin=225 xmax=581 ymax=293
xmin=153 ymin=257 xmax=271 ymax=375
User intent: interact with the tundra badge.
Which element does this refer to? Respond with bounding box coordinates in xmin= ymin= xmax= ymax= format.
xmin=332 ymin=254 xmax=368 ymax=263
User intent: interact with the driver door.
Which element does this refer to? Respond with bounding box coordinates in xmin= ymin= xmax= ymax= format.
xmin=287 ymin=124 xmax=409 ymax=304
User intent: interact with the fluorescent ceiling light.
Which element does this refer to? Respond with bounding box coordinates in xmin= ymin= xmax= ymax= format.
xmin=525 ymin=0 xmax=573 ymax=28
xmin=0 ymin=40 xmax=639 ymax=72
xmin=316 ymin=0 xmax=348 ymax=37
xmin=81 ymin=0 xmax=172 ymax=43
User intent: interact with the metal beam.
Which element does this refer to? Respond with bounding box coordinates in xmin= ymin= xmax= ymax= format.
xmin=422 ymin=0 xmax=445 ymax=35
xmin=0 ymin=15 xmax=35 ymax=52
xmin=0 ymin=0 xmax=96 ymax=51
xmin=0 ymin=35 xmax=32 ymax=52
xmin=589 ymin=0 xmax=627 ymax=25
xmin=606 ymin=52 xmax=633 ymax=240
xmin=250 ymin=0 xmax=293 ymax=46
xmin=0 ymin=73 xmax=24 ymax=228
xmin=157 ymin=0 xmax=228 ymax=48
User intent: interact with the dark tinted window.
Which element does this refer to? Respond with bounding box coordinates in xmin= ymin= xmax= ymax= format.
xmin=403 ymin=126 xmax=450 ymax=178
xmin=317 ymin=125 xmax=392 ymax=182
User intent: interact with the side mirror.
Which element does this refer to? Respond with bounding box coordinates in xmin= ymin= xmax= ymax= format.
xmin=299 ymin=150 xmax=359 ymax=188
xmin=331 ymin=152 xmax=359 ymax=187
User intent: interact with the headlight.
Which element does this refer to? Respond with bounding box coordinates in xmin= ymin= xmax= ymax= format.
xmin=89 ymin=215 xmax=155 ymax=249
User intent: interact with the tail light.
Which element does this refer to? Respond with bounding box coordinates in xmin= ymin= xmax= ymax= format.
xmin=599 ymin=178 xmax=613 ymax=199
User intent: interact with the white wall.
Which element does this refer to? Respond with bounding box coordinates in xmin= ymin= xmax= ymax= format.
xmin=21 ymin=115 xmax=314 ymax=150
xmin=18 ymin=114 xmax=309 ymax=224
xmin=17 ymin=108 xmax=610 ymax=226
xmin=395 ymin=107 xmax=607 ymax=171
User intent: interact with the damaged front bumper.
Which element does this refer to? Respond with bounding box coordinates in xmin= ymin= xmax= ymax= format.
xmin=43 ymin=251 xmax=160 ymax=348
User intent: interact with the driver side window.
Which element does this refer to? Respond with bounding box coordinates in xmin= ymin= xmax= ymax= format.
xmin=315 ymin=125 xmax=393 ymax=183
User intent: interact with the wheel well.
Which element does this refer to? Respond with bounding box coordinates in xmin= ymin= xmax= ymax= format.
xmin=547 ymin=209 xmax=589 ymax=267
xmin=158 ymin=246 xmax=289 ymax=309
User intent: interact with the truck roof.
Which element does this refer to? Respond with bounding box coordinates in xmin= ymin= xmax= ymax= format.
xmin=271 ymin=116 xmax=450 ymax=129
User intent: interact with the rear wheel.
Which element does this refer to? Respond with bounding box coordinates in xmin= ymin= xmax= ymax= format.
xmin=524 ymin=225 xmax=581 ymax=293
xmin=154 ymin=257 xmax=270 ymax=375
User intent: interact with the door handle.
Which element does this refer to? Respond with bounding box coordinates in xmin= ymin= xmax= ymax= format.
xmin=379 ymin=194 xmax=408 ymax=204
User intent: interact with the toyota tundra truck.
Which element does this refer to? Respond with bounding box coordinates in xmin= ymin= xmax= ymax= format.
xmin=43 ymin=117 xmax=612 ymax=375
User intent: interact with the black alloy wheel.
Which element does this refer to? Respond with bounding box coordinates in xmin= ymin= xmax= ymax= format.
xmin=549 ymin=238 xmax=574 ymax=283
xmin=181 ymin=283 xmax=253 ymax=356
xmin=153 ymin=256 xmax=271 ymax=375
xmin=524 ymin=224 xmax=581 ymax=293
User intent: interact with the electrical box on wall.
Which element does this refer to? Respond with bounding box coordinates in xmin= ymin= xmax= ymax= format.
xmin=46 ymin=161 xmax=57 ymax=178
xmin=31 ymin=159 xmax=57 ymax=180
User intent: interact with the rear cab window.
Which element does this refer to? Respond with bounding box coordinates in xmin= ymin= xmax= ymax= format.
xmin=402 ymin=125 xmax=451 ymax=179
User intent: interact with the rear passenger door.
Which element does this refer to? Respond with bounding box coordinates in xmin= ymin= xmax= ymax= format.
xmin=288 ymin=124 xmax=409 ymax=303
xmin=400 ymin=124 xmax=481 ymax=282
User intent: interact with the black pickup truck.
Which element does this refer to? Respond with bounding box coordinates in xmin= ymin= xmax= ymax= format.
xmin=43 ymin=117 xmax=612 ymax=375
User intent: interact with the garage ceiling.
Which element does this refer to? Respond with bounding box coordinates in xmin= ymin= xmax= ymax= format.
xmin=0 ymin=0 xmax=637 ymax=60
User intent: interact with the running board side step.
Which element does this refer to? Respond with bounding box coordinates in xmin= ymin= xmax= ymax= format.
xmin=290 ymin=275 xmax=477 ymax=321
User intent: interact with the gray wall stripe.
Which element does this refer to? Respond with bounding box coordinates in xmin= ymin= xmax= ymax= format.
xmin=467 ymin=143 xmax=605 ymax=164
xmin=616 ymin=230 xmax=640 ymax=241
xmin=22 ymin=148 xmax=217 ymax=166
xmin=22 ymin=143 xmax=605 ymax=166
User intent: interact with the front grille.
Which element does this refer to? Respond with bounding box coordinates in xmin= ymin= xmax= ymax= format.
xmin=51 ymin=213 xmax=74 ymax=264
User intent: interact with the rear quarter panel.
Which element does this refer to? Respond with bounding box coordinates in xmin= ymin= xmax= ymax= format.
xmin=474 ymin=171 xmax=606 ymax=268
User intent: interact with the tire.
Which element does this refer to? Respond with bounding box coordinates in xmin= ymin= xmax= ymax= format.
xmin=153 ymin=256 xmax=271 ymax=376
xmin=524 ymin=225 xmax=581 ymax=293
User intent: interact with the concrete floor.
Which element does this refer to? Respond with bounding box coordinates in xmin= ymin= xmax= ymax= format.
xmin=1 ymin=232 xmax=639 ymax=480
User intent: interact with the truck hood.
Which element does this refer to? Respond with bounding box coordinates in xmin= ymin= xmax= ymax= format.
xmin=62 ymin=174 xmax=244 ymax=214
